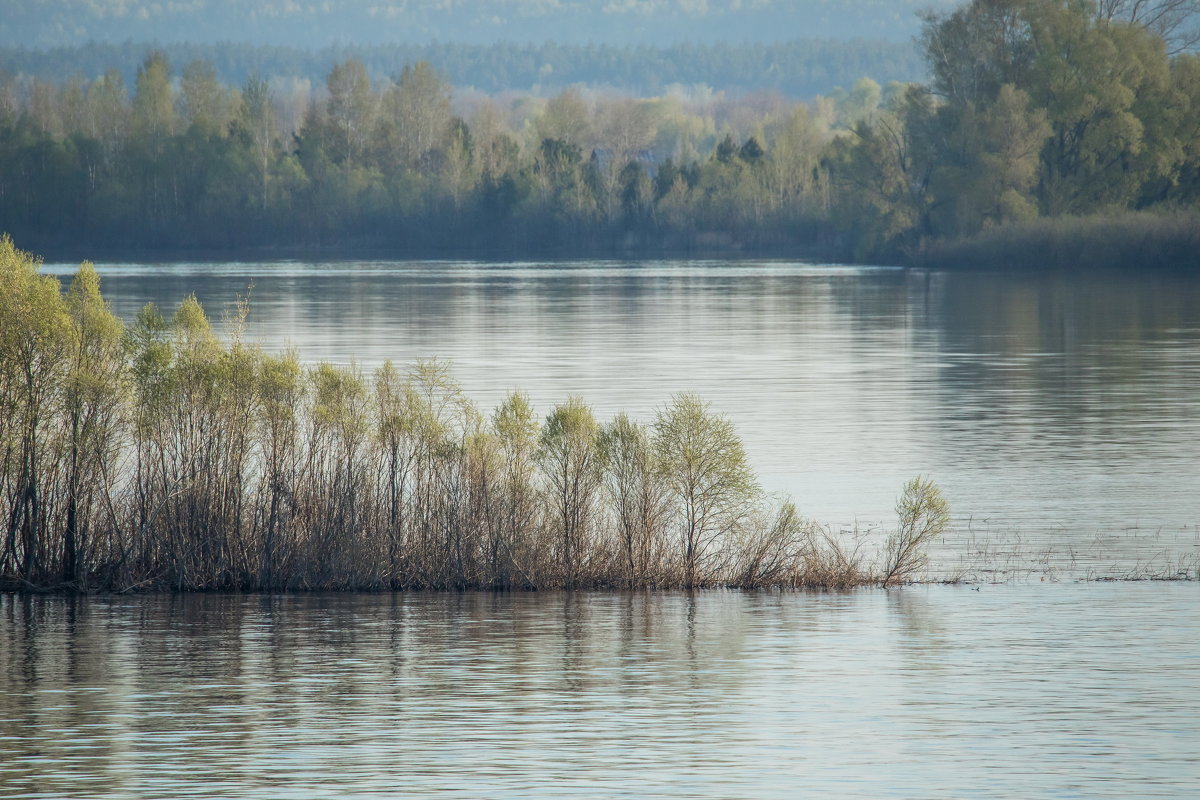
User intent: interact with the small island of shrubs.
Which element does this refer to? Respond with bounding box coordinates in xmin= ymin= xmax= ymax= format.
xmin=0 ymin=238 xmax=949 ymax=593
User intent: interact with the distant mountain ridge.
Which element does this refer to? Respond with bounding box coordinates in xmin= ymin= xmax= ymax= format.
xmin=3 ymin=0 xmax=958 ymax=48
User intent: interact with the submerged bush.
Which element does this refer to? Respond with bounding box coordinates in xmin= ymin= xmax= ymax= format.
xmin=879 ymin=476 xmax=951 ymax=587
xmin=0 ymin=239 xmax=948 ymax=592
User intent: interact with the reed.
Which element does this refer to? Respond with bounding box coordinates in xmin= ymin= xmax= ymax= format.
xmin=0 ymin=238 xmax=947 ymax=592
xmin=914 ymin=209 xmax=1200 ymax=272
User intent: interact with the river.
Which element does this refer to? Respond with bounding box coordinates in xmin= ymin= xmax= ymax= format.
xmin=2 ymin=587 xmax=1197 ymax=798
xmin=9 ymin=258 xmax=1196 ymax=798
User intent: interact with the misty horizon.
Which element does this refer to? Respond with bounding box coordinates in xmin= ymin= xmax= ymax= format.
xmin=3 ymin=0 xmax=959 ymax=49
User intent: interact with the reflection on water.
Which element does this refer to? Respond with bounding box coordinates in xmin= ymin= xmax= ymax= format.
xmin=2 ymin=588 xmax=1197 ymax=799
xmin=41 ymin=259 xmax=1200 ymax=577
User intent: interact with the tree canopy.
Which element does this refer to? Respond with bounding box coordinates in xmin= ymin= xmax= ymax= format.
xmin=0 ymin=0 xmax=1198 ymax=266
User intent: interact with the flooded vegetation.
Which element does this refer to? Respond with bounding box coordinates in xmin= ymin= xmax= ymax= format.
xmin=4 ymin=0 xmax=1200 ymax=796
xmin=3 ymin=239 xmax=964 ymax=592
xmin=43 ymin=256 xmax=1199 ymax=579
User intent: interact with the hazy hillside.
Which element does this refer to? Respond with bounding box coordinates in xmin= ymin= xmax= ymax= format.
xmin=3 ymin=0 xmax=958 ymax=48
xmin=0 ymin=40 xmax=927 ymax=98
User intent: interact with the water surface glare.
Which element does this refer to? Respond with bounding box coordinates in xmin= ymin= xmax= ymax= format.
xmin=41 ymin=259 xmax=1200 ymax=578
xmin=2 ymin=588 xmax=1197 ymax=798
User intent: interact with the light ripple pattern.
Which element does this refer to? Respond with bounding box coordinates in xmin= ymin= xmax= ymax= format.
xmin=1 ymin=587 xmax=1198 ymax=798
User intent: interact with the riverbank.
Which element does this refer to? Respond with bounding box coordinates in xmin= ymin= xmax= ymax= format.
xmin=23 ymin=209 xmax=1200 ymax=273
xmin=912 ymin=210 xmax=1200 ymax=272
xmin=13 ymin=231 xmax=849 ymax=268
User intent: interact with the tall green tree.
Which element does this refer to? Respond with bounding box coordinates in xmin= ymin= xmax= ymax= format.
xmin=178 ymin=59 xmax=231 ymax=134
xmin=132 ymin=51 xmax=175 ymax=142
xmin=85 ymin=69 xmax=129 ymax=170
xmin=919 ymin=0 xmax=1178 ymax=215
xmin=1028 ymin=2 xmax=1174 ymax=213
xmin=234 ymin=75 xmax=278 ymax=211
xmin=535 ymin=87 xmax=592 ymax=149
xmin=827 ymin=88 xmax=936 ymax=258
xmin=0 ymin=236 xmax=71 ymax=582
xmin=927 ymin=83 xmax=1051 ymax=237
xmin=324 ymin=59 xmax=374 ymax=167
xmin=376 ymin=61 xmax=452 ymax=170
xmin=491 ymin=391 xmax=540 ymax=586
xmin=653 ymin=393 xmax=757 ymax=588
xmin=600 ymin=413 xmax=668 ymax=585
xmin=61 ymin=262 xmax=126 ymax=584
xmin=539 ymin=396 xmax=601 ymax=587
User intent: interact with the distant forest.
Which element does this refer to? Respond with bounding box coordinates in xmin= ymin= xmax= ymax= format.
xmin=3 ymin=0 xmax=959 ymax=48
xmin=1 ymin=0 xmax=1199 ymax=267
xmin=0 ymin=40 xmax=927 ymax=99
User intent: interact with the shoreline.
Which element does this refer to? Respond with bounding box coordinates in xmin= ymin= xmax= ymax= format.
xmin=15 ymin=236 xmax=851 ymax=268
xmin=23 ymin=212 xmax=1200 ymax=273
xmin=3 ymin=569 xmax=1196 ymax=596
xmin=911 ymin=210 xmax=1200 ymax=273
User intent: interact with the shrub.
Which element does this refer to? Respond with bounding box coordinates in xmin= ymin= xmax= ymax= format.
xmin=879 ymin=476 xmax=951 ymax=586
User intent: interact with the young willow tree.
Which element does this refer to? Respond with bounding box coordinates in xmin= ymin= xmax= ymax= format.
xmin=653 ymin=393 xmax=758 ymax=588
xmin=880 ymin=475 xmax=951 ymax=586
xmin=0 ymin=236 xmax=72 ymax=582
xmin=61 ymin=262 xmax=126 ymax=584
xmin=491 ymin=390 xmax=541 ymax=587
xmin=599 ymin=413 xmax=670 ymax=586
xmin=539 ymin=396 xmax=601 ymax=587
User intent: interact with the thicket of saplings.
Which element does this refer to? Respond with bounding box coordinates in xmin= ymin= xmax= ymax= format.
xmin=0 ymin=239 xmax=950 ymax=592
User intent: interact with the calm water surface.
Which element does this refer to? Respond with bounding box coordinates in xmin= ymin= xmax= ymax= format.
xmin=2 ymin=587 xmax=1197 ymax=799
xmin=42 ymin=259 xmax=1199 ymax=579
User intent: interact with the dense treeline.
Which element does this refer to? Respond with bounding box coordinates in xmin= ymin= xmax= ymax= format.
xmin=0 ymin=238 xmax=949 ymax=592
xmin=0 ymin=0 xmax=1198 ymax=265
xmin=0 ymin=51 xmax=868 ymax=255
xmin=0 ymin=39 xmax=927 ymax=99
xmin=836 ymin=0 xmax=1200 ymax=263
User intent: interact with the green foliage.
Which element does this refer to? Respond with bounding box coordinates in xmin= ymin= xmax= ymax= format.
xmin=132 ymin=51 xmax=174 ymax=141
xmin=494 ymin=390 xmax=539 ymax=450
xmin=323 ymin=59 xmax=373 ymax=166
xmin=839 ymin=77 xmax=883 ymax=126
xmin=927 ymin=83 xmax=1051 ymax=237
xmin=179 ymin=59 xmax=231 ymax=133
xmin=0 ymin=239 xmax=92 ymax=581
xmin=2 ymin=4 xmax=1199 ymax=263
xmin=0 ymin=241 xmax=964 ymax=591
xmin=599 ymin=413 xmax=669 ymax=584
xmin=881 ymin=476 xmax=951 ymax=586
xmin=539 ymin=396 xmax=601 ymax=585
xmin=61 ymin=262 xmax=127 ymax=581
xmin=827 ymin=92 xmax=935 ymax=259
xmin=825 ymin=0 xmax=1200 ymax=259
xmin=653 ymin=393 xmax=758 ymax=587
xmin=535 ymin=88 xmax=591 ymax=148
